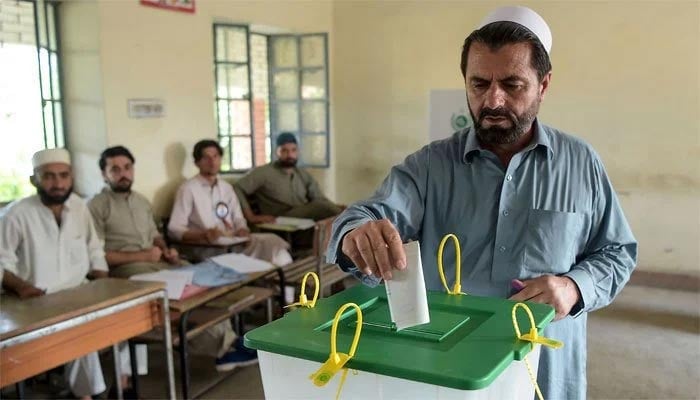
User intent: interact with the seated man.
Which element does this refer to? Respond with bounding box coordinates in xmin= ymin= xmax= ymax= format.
xmin=0 ymin=149 xmax=108 ymax=400
xmin=234 ymin=132 xmax=343 ymax=224
xmin=88 ymin=146 xmax=181 ymax=278
xmin=88 ymin=145 xmax=256 ymax=371
xmin=168 ymin=140 xmax=292 ymax=265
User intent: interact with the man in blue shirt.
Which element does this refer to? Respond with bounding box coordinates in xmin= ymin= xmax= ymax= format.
xmin=326 ymin=6 xmax=637 ymax=400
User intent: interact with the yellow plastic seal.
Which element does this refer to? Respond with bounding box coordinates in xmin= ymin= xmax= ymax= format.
xmin=511 ymin=302 xmax=564 ymax=400
xmin=285 ymin=271 xmax=319 ymax=309
xmin=309 ymin=303 xmax=363 ymax=400
xmin=511 ymin=302 xmax=563 ymax=350
xmin=437 ymin=234 xmax=467 ymax=295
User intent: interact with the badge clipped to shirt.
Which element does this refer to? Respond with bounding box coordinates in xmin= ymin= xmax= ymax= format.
xmin=215 ymin=201 xmax=229 ymax=219
xmin=215 ymin=201 xmax=233 ymax=230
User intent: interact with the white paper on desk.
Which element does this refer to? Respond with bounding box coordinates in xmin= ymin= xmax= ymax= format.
xmin=214 ymin=236 xmax=250 ymax=246
xmin=385 ymin=241 xmax=430 ymax=330
xmin=274 ymin=216 xmax=315 ymax=230
xmin=209 ymin=252 xmax=274 ymax=274
xmin=130 ymin=270 xmax=194 ymax=300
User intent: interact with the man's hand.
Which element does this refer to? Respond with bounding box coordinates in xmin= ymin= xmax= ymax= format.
xmin=204 ymin=228 xmax=223 ymax=243
xmin=145 ymin=246 xmax=163 ymax=263
xmin=252 ymin=214 xmax=276 ymax=224
xmin=341 ymin=219 xmax=406 ymax=280
xmin=509 ymin=275 xmax=581 ymax=320
xmin=163 ymin=247 xmax=180 ymax=264
xmin=234 ymin=228 xmax=250 ymax=237
xmin=16 ymin=284 xmax=45 ymax=299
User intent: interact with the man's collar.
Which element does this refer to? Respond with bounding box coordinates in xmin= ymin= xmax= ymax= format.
xmin=195 ymin=174 xmax=218 ymax=187
xmin=531 ymin=119 xmax=554 ymax=159
xmin=272 ymin=161 xmax=297 ymax=171
xmin=103 ymin=186 xmax=131 ymax=198
xmin=463 ymin=119 xmax=554 ymax=163
xmin=36 ymin=192 xmax=72 ymax=211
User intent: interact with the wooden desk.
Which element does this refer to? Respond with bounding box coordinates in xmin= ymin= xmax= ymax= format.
xmin=0 ymin=279 xmax=176 ymax=399
xmin=137 ymin=267 xmax=284 ymax=399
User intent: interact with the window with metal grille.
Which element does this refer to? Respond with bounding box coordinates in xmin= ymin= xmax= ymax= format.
xmin=0 ymin=0 xmax=64 ymax=203
xmin=213 ymin=24 xmax=329 ymax=172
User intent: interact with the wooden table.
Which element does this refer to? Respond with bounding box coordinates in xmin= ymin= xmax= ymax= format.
xmin=136 ymin=267 xmax=284 ymax=399
xmin=0 ymin=279 xmax=176 ymax=399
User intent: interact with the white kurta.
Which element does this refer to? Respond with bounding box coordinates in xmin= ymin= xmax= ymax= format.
xmin=168 ymin=175 xmax=292 ymax=265
xmin=0 ymin=193 xmax=108 ymax=397
xmin=0 ymin=194 xmax=108 ymax=292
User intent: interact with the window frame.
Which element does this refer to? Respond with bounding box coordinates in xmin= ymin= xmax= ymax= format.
xmin=0 ymin=0 xmax=66 ymax=204
xmin=212 ymin=23 xmax=255 ymax=173
xmin=268 ymin=33 xmax=330 ymax=168
xmin=28 ymin=0 xmax=66 ymax=149
xmin=212 ymin=24 xmax=330 ymax=173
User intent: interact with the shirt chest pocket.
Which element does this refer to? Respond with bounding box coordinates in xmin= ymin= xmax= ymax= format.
xmin=523 ymin=209 xmax=584 ymax=274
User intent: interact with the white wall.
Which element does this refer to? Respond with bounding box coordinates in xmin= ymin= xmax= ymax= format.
xmin=60 ymin=0 xmax=108 ymax=196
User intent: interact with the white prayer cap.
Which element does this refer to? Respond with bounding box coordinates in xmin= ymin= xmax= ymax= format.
xmin=32 ymin=148 xmax=71 ymax=169
xmin=479 ymin=6 xmax=552 ymax=54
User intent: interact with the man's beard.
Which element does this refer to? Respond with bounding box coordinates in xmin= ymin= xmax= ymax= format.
xmin=37 ymin=186 xmax=73 ymax=205
xmin=276 ymin=159 xmax=297 ymax=168
xmin=470 ymin=100 xmax=540 ymax=145
xmin=109 ymin=179 xmax=132 ymax=193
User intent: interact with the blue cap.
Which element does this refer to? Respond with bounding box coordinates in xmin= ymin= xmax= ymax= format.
xmin=276 ymin=132 xmax=297 ymax=147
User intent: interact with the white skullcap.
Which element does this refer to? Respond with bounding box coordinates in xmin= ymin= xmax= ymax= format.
xmin=32 ymin=148 xmax=71 ymax=169
xmin=479 ymin=6 xmax=552 ymax=54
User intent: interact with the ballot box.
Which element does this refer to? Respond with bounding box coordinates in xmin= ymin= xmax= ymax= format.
xmin=244 ymin=284 xmax=556 ymax=400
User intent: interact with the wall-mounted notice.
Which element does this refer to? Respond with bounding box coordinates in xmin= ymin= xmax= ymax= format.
xmin=128 ymin=99 xmax=165 ymax=119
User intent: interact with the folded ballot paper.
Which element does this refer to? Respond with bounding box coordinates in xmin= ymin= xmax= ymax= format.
xmin=385 ymin=241 xmax=430 ymax=330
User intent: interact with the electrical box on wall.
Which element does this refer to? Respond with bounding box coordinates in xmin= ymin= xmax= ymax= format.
xmin=128 ymin=99 xmax=165 ymax=118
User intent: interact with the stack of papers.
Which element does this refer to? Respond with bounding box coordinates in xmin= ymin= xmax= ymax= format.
xmin=130 ymin=270 xmax=194 ymax=300
xmin=214 ymin=236 xmax=249 ymax=246
xmin=256 ymin=217 xmax=315 ymax=232
xmin=209 ymin=252 xmax=275 ymax=274
xmin=273 ymin=217 xmax=316 ymax=230
xmin=178 ymin=261 xmax=248 ymax=287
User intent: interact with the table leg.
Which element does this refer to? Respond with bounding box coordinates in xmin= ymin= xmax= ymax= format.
xmin=266 ymin=298 xmax=273 ymax=323
xmin=160 ymin=293 xmax=176 ymax=400
xmin=112 ymin=344 xmax=123 ymax=400
xmin=179 ymin=310 xmax=191 ymax=399
xmin=15 ymin=381 xmax=25 ymax=399
xmin=275 ymin=267 xmax=286 ymax=310
xmin=128 ymin=341 xmax=140 ymax=397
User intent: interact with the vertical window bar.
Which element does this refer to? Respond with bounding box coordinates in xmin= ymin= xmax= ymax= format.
xmin=323 ymin=34 xmax=330 ymax=167
xmin=224 ymin=33 xmax=232 ymax=169
xmin=246 ymin=27 xmax=255 ymax=167
xmin=31 ymin=0 xmax=47 ymax=148
xmin=296 ymin=36 xmax=303 ymax=165
xmin=213 ymin=24 xmax=222 ymax=162
xmin=53 ymin=1 xmax=67 ymax=149
xmin=266 ymin=34 xmax=275 ymax=162
xmin=265 ymin=39 xmax=275 ymax=161
xmin=43 ymin=0 xmax=58 ymax=148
